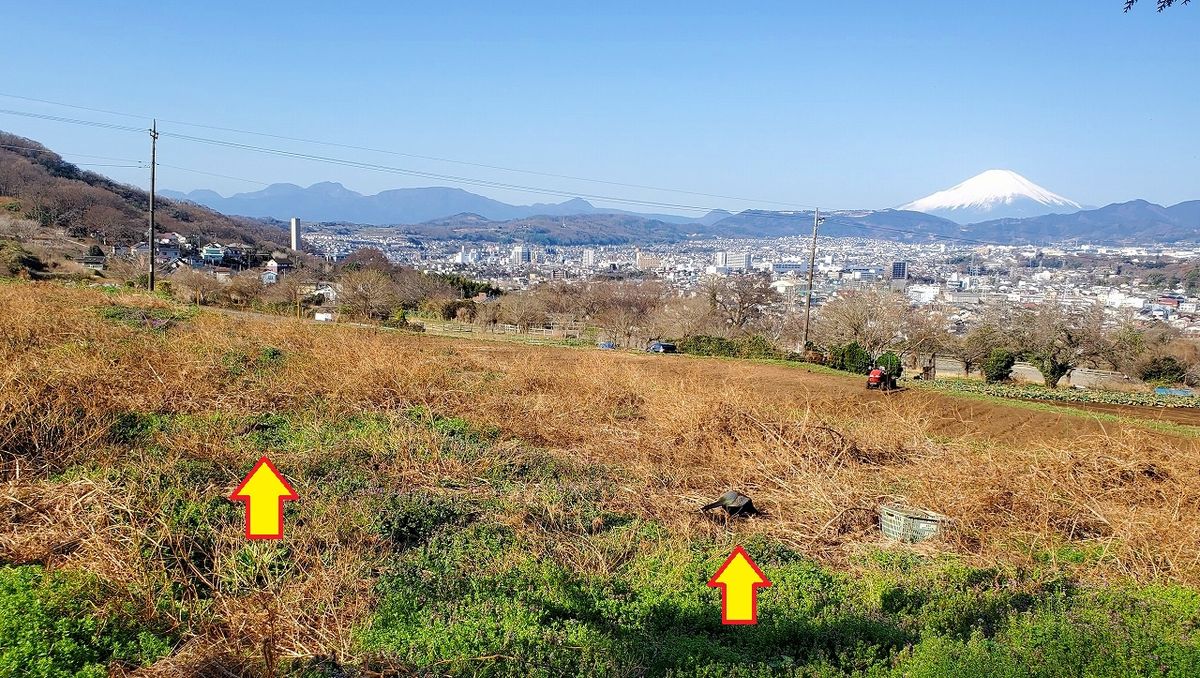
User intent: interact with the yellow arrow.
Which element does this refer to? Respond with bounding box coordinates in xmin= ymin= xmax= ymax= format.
xmin=229 ymin=456 xmax=298 ymax=540
xmin=707 ymin=545 xmax=771 ymax=624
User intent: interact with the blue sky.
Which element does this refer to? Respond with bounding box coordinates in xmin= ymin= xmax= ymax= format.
xmin=0 ymin=1 xmax=1195 ymax=216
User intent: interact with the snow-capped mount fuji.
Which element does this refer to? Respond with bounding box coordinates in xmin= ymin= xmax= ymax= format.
xmin=900 ymin=169 xmax=1082 ymax=223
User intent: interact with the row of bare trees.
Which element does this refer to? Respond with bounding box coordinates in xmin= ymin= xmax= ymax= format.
xmin=147 ymin=242 xmax=1200 ymax=387
xmin=468 ymin=274 xmax=787 ymax=347
xmin=811 ymin=288 xmax=1198 ymax=387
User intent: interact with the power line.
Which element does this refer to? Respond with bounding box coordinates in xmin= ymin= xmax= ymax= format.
xmin=155 ymin=163 xmax=270 ymax=186
xmin=161 ymin=130 xmax=735 ymax=214
xmin=0 ymin=91 xmax=819 ymax=210
xmin=0 ymin=108 xmax=144 ymax=133
xmin=0 ymin=93 xmax=149 ymax=123
xmin=0 ymin=103 xmax=1007 ymax=246
xmin=0 ymin=106 xmax=741 ymax=214
xmin=0 ymin=142 xmax=140 ymax=163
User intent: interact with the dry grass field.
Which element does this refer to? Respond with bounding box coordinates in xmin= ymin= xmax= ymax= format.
xmin=4 ymin=281 xmax=1200 ymax=676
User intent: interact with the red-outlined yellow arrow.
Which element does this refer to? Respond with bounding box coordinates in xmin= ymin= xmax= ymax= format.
xmin=707 ymin=545 xmax=771 ymax=624
xmin=229 ymin=456 xmax=298 ymax=540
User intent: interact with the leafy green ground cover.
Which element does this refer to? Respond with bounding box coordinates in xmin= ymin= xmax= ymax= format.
xmin=360 ymin=525 xmax=1200 ymax=677
xmin=96 ymin=303 xmax=197 ymax=330
xmin=914 ymin=377 xmax=1198 ymax=409
xmin=0 ymin=566 xmax=172 ymax=677
xmin=12 ymin=403 xmax=1200 ymax=675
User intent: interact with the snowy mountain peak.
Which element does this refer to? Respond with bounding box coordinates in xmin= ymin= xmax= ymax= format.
xmin=900 ymin=169 xmax=1081 ymax=223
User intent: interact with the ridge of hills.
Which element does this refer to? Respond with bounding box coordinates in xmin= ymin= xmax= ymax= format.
xmin=0 ymin=132 xmax=286 ymax=247
xmin=3 ymin=132 xmax=1199 ymax=246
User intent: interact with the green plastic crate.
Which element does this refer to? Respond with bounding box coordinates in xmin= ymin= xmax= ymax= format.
xmin=879 ymin=503 xmax=946 ymax=543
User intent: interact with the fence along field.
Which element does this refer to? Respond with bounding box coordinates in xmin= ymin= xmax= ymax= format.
xmin=4 ymin=281 xmax=1200 ymax=675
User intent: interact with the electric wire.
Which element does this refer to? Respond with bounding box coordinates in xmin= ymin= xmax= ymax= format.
xmin=0 ymin=91 xmax=817 ymax=209
xmin=0 ymin=103 xmax=1009 ymax=247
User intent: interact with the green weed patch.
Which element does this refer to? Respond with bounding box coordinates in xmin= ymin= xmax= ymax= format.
xmin=360 ymin=527 xmax=1200 ymax=676
xmin=0 ymin=566 xmax=172 ymax=677
xmin=96 ymin=304 xmax=195 ymax=330
xmin=917 ymin=377 xmax=1198 ymax=409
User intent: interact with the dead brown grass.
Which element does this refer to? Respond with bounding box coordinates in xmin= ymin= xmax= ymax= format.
xmin=3 ymin=281 xmax=1200 ymax=670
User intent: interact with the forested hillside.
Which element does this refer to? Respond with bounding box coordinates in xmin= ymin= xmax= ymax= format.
xmin=0 ymin=132 xmax=285 ymax=246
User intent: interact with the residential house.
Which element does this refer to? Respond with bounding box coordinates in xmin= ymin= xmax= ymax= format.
xmin=129 ymin=241 xmax=181 ymax=262
xmin=78 ymin=255 xmax=106 ymax=271
xmin=265 ymin=257 xmax=293 ymax=274
xmin=200 ymin=243 xmax=226 ymax=265
xmin=299 ymin=281 xmax=341 ymax=304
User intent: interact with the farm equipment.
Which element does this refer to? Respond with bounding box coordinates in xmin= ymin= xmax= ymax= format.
xmin=866 ymin=366 xmax=899 ymax=391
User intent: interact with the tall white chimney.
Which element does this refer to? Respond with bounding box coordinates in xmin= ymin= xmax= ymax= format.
xmin=289 ymin=217 xmax=301 ymax=251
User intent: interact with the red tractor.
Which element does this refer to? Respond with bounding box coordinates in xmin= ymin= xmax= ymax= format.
xmin=866 ymin=366 xmax=898 ymax=391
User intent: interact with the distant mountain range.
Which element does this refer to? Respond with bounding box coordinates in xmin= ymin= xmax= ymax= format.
xmin=161 ymin=182 xmax=732 ymax=227
xmin=7 ymin=131 xmax=1193 ymax=248
xmin=319 ymin=199 xmax=1200 ymax=246
xmin=154 ymin=171 xmax=1199 ymax=246
xmin=963 ymin=199 xmax=1200 ymax=243
xmin=319 ymin=209 xmax=966 ymax=246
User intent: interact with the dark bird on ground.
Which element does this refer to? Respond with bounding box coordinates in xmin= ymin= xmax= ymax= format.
xmin=701 ymin=490 xmax=758 ymax=517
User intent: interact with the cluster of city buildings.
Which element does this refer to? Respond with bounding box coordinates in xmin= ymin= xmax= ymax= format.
xmin=89 ymin=214 xmax=1200 ymax=338
xmin=90 ymin=218 xmax=325 ymax=285
xmin=301 ymin=226 xmax=1200 ymax=336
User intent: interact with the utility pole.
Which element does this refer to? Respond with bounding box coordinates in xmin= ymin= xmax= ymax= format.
xmin=148 ymin=120 xmax=159 ymax=291
xmin=801 ymin=207 xmax=821 ymax=352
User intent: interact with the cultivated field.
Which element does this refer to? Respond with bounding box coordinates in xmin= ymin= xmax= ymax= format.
xmin=4 ymin=281 xmax=1200 ymax=676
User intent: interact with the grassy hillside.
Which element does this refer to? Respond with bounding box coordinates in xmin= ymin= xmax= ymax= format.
xmin=4 ymin=281 xmax=1200 ymax=675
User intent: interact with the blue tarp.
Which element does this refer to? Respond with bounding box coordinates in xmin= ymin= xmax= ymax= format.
xmin=1154 ymin=387 xmax=1195 ymax=397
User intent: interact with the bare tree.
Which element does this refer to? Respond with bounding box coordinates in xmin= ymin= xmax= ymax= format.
xmin=394 ymin=268 xmax=457 ymax=309
xmin=339 ymin=247 xmax=393 ymax=273
xmin=224 ymin=271 xmax=265 ymax=306
xmin=812 ymin=287 xmax=908 ymax=357
xmin=702 ymin=273 xmax=778 ymax=336
xmin=953 ymin=318 xmax=1011 ymax=376
xmin=82 ymin=204 xmax=136 ymax=244
xmin=1099 ymin=316 xmax=1177 ymax=374
xmin=897 ymin=306 xmax=953 ymax=368
xmin=498 ymin=292 xmax=547 ymax=332
xmin=586 ymin=280 xmax=665 ymax=346
xmin=0 ymin=215 xmax=39 ymax=242
xmin=262 ymin=270 xmax=318 ymax=319
xmin=649 ymin=294 xmax=716 ymax=340
xmin=172 ymin=268 xmax=224 ymax=306
xmin=1013 ymin=302 xmax=1107 ymax=388
xmin=474 ymin=298 xmax=503 ymax=331
xmin=340 ymin=269 xmax=397 ymax=320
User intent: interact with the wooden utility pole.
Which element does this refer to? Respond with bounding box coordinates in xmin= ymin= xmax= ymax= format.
xmin=148 ymin=120 xmax=159 ymax=291
xmin=801 ymin=207 xmax=820 ymax=352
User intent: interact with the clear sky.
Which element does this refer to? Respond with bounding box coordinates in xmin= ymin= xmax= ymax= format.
xmin=0 ymin=1 xmax=1195 ymax=216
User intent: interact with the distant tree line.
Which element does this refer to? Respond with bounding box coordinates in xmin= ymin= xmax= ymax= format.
xmin=811 ymin=289 xmax=1200 ymax=388
xmin=466 ymin=271 xmax=790 ymax=349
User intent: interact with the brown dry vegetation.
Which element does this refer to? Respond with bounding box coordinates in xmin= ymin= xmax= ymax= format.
xmin=4 ymin=281 xmax=1200 ymax=672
